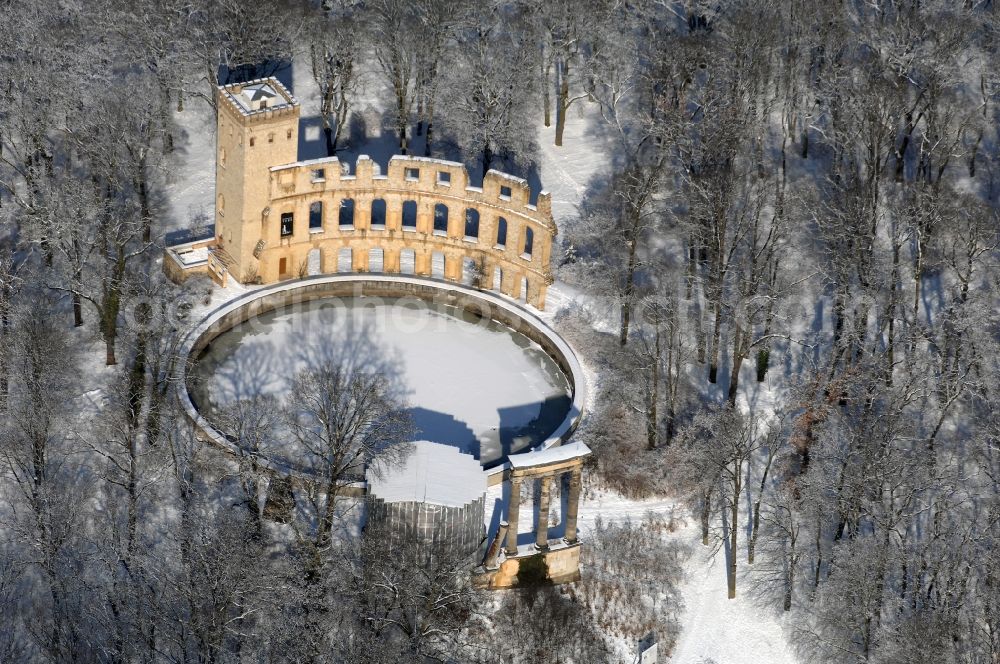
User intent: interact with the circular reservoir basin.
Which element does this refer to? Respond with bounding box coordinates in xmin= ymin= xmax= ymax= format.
xmin=188 ymin=295 xmax=573 ymax=468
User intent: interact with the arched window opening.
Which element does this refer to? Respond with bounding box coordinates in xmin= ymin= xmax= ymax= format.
xmin=496 ymin=217 xmax=508 ymax=247
xmin=368 ymin=248 xmax=384 ymax=272
xmin=307 ymin=248 xmax=322 ymax=275
xmin=402 ymin=200 xmax=417 ymax=230
xmin=523 ymin=227 xmax=534 ymax=258
xmin=339 ymin=198 xmax=355 ymax=228
xmin=464 ymin=208 xmax=479 ymax=241
xmin=433 ymin=204 xmax=448 ymax=236
xmin=461 ymin=257 xmax=478 ymax=286
xmin=370 ymin=199 xmax=387 ymax=229
xmin=431 ymin=251 xmax=446 ymax=279
xmin=309 ymin=201 xmax=323 ymax=231
xmin=337 ymin=247 xmax=353 ymax=272
xmin=400 ymin=249 xmax=416 ymax=275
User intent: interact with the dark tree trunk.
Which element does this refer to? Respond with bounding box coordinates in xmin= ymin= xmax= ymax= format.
xmin=542 ymin=54 xmax=552 ymax=128
xmin=647 ymin=327 xmax=660 ymax=450
xmin=619 ymin=234 xmax=638 ymax=345
xmin=324 ymin=126 xmax=336 ymax=157
xmin=709 ymin=299 xmax=723 ymax=383
xmin=701 ymin=487 xmax=713 ymax=545
xmin=72 ymin=292 xmax=83 ymax=327
xmin=555 ymin=60 xmax=569 ymax=146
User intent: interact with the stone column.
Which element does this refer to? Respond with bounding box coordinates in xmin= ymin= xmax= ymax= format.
xmin=449 ymin=206 xmax=463 ymax=240
xmin=484 ymin=260 xmax=499 ymax=291
xmin=416 ymin=200 xmax=433 ymax=234
xmin=564 ymin=466 xmax=582 ymax=544
xmin=386 ymin=195 xmax=402 ymax=231
xmin=383 ymin=247 xmax=400 ymax=273
xmin=485 ymin=522 xmax=508 ymax=569
xmin=320 ymin=247 xmax=340 ymax=274
xmin=505 ymin=477 xmax=521 ymax=556
xmin=531 ymin=280 xmax=548 ymax=311
xmin=444 ymin=253 xmax=462 ymax=282
xmin=415 ymin=250 xmax=431 ymax=277
xmin=500 ymin=269 xmax=518 ymax=299
xmin=480 ymin=214 xmax=496 ymax=249
xmin=352 ymin=246 xmax=369 ymax=272
xmin=354 ymin=195 xmax=372 ymax=231
xmin=535 ymin=476 xmax=552 ymax=550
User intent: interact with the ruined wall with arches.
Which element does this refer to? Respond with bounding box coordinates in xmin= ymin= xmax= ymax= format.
xmin=255 ymin=155 xmax=556 ymax=309
xmin=166 ymin=78 xmax=558 ymax=310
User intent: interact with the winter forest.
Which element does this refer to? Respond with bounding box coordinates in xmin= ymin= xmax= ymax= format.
xmin=1 ymin=0 xmax=1000 ymax=662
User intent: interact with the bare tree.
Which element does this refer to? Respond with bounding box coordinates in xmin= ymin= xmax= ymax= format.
xmin=285 ymin=332 xmax=412 ymax=556
xmin=675 ymin=406 xmax=762 ymax=598
xmin=369 ymin=0 xmax=421 ymax=154
xmin=309 ymin=2 xmax=362 ymax=156
xmin=412 ymin=0 xmax=464 ymax=156
xmin=443 ymin=10 xmax=539 ymax=174
xmin=0 ymin=297 xmax=91 ymax=660
xmin=209 ymin=394 xmax=280 ymax=537
xmin=0 ymin=243 xmax=23 ymax=403
xmin=341 ymin=528 xmax=478 ymax=660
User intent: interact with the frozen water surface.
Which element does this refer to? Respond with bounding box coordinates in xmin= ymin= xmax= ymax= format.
xmin=189 ymin=296 xmax=572 ymax=467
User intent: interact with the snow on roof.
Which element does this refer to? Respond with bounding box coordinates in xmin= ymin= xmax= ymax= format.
xmin=507 ymin=441 xmax=591 ymax=470
xmin=367 ymin=441 xmax=486 ymax=508
xmin=389 ymin=155 xmax=465 ymax=169
xmin=173 ymin=246 xmax=209 ymax=266
xmin=221 ymin=78 xmax=298 ymax=115
xmin=243 ymin=82 xmax=277 ymax=102
xmin=485 ymin=169 xmax=528 ymax=186
xmin=233 ymin=82 xmax=285 ymax=111
xmin=271 ymin=155 xmax=340 ymax=172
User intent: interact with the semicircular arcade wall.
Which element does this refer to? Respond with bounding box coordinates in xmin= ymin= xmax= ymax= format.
xmin=176 ymin=274 xmax=586 ymax=485
xmin=249 ymin=156 xmax=556 ymax=310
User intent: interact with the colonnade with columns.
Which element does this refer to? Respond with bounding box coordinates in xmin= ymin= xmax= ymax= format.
xmin=501 ymin=442 xmax=590 ymax=557
xmin=505 ymin=463 xmax=583 ymax=555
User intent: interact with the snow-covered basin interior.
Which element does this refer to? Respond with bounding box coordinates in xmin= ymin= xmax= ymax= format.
xmin=188 ymin=291 xmax=572 ymax=468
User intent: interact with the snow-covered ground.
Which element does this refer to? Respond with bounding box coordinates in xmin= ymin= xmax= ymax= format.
xmin=157 ymin=56 xmax=799 ymax=664
xmin=671 ymin=544 xmax=797 ymax=664
xmin=536 ymin=107 xmax=798 ymax=664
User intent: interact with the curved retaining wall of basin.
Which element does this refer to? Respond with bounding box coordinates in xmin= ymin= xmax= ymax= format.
xmin=175 ymin=274 xmax=586 ymax=487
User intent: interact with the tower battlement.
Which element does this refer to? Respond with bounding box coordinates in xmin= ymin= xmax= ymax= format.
xmin=217 ymin=78 xmax=299 ymax=119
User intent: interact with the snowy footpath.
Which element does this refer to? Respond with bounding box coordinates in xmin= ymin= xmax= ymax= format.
xmin=670 ymin=544 xmax=796 ymax=664
xmin=573 ymin=489 xmax=796 ymax=664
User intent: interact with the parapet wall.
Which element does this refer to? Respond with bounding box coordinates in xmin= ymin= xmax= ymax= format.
xmin=249 ymin=155 xmax=556 ymax=309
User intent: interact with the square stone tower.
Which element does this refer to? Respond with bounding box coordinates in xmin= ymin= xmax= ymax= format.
xmin=215 ymin=78 xmax=300 ymax=282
